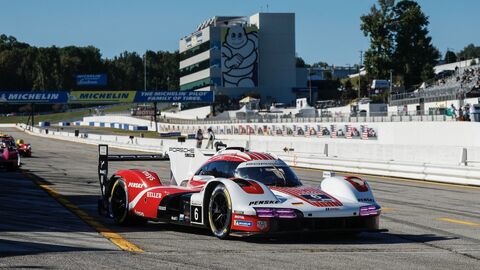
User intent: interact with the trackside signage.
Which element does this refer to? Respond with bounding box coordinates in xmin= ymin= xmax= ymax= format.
xmin=0 ymin=91 xmax=69 ymax=104
xmin=69 ymin=91 xmax=136 ymax=103
xmin=0 ymin=90 xmax=214 ymax=104
xmin=134 ymin=91 xmax=213 ymax=103
xmin=76 ymin=74 xmax=107 ymax=86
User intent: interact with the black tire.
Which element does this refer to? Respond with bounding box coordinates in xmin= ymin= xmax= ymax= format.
xmin=6 ymin=163 xmax=15 ymax=171
xmin=6 ymin=161 xmax=19 ymax=171
xmin=110 ymin=178 xmax=146 ymax=225
xmin=208 ymin=184 xmax=232 ymax=239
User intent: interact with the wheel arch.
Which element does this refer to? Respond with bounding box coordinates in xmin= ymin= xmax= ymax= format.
xmin=321 ymin=176 xmax=376 ymax=204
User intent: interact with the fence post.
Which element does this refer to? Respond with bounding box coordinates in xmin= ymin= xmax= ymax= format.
xmin=461 ymin=148 xmax=468 ymax=166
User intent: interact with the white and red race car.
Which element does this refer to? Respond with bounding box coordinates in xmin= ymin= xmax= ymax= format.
xmin=97 ymin=144 xmax=382 ymax=239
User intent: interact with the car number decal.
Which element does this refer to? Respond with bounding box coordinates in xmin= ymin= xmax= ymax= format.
xmin=191 ymin=205 xmax=203 ymax=224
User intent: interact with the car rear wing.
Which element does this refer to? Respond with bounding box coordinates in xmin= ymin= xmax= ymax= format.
xmin=97 ymin=144 xmax=167 ymax=200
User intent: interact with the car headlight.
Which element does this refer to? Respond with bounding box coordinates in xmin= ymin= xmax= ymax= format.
xmin=359 ymin=205 xmax=378 ymax=216
xmin=255 ymin=208 xmax=297 ymax=218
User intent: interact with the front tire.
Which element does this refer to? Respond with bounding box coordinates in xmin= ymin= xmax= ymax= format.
xmin=208 ymin=184 xmax=232 ymax=239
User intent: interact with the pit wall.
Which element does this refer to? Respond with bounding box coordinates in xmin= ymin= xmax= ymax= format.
xmin=13 ymin=121 xmax=480 ymax=187
xmin=78 ymin=115 xmax=480 ymax=166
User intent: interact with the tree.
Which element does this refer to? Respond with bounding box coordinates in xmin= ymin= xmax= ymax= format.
xmin=340 ymin=79 xmax=357 ymax=102
xmin=444 ymin=50 xmax=457 ymax=64
xmin=312 ymin=61 xmax=329 ymax=68
xmin=392 ymin=0 xmax=440 ymax=89
xmin=458 ymin=44 xmax=480 ymax=60
xmin=323 ymin=70 xmax=333 ymax=80
xmin=0 ymin=34 xmax=180 ymax=92
xmin=295 ymin=56 xmax=310 ymax=68
xmin=361 ymin=0 xmax=440 ymax=90
xmin=360 ymin=0 xmax=395 ymax=80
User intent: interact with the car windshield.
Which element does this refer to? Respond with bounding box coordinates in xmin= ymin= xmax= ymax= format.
xmin=234 ymin=165 xmax=302 ymax=187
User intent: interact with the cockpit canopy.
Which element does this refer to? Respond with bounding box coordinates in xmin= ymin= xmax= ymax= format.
xmin=195 ymin=159 xmax=301 ymax=187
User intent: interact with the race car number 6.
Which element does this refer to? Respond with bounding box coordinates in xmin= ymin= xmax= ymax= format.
xmin=194 ymin=208 xmax=199 ymax=221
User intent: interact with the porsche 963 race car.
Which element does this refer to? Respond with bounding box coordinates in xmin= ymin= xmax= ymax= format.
xmin=16 ymin=139 xmax=32 ymax=157
xmin=97 ymin=144 xmax=382 ymax=239
xmin=0 ymin=134 xmax=21 ymax=171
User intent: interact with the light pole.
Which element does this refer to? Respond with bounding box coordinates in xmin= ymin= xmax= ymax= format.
xmin=308 ymin=68 xmax=312 ymax=106
xmin=358 ymin=50 xmax=363 ymax=99
xmin=144 ymin=51 xmax=147 ymax=91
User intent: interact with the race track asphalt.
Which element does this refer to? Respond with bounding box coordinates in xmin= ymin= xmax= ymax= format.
xmin=1 ymin=127 xmax=480 ymax=269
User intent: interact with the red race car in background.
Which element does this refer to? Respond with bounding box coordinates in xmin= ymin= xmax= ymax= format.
xmin=0 ymin=134 xmax=21 ymax=171
xmin=16 ymin=139 xmax=32 ymax=157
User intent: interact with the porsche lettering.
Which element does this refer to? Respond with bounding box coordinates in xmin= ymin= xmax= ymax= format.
xmin=169 ymin=147 xmax=194 ymax=153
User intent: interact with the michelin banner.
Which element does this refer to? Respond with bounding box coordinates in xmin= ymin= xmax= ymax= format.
xmin=134 ymin=91 xmax=213 ymax=103
xmin=68 ymin=91 xmax=136 ymax=103
xmin=1 ymin=90 xmax=214 ymax=104
xmin=0 ymin=91 xmax=69 ymax=104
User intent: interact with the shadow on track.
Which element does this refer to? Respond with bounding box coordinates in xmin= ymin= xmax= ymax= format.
xmin=0 ymin=239 xmax=111 ymax=258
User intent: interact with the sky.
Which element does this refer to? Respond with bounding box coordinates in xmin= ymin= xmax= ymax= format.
xmin=1 ymin=0 xmax=478 ymax=66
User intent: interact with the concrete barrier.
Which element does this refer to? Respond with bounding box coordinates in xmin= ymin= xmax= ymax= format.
xmin=15 ymin=123 xmax=480 ymax=186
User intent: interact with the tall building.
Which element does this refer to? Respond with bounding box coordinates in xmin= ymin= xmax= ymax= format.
xmin=179 ymin=13 xmax=297 ymax=104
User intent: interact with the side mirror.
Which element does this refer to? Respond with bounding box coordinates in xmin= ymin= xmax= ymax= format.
xmin=192 ymin=175 xmax=215 ymax=182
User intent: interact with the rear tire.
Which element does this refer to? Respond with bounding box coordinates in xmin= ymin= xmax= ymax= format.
xmin=208 ymin=184 xmax=232 ymax=239
xmin=110 ymin=178 xmax=146 ymax=225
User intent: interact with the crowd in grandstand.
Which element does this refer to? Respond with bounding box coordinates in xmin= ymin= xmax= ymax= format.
xmin=435 ymin=65 xmax=480 ymax=89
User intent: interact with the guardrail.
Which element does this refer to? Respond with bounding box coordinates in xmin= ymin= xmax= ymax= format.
xmin=15 ymin=123 xmax=480 ymax=187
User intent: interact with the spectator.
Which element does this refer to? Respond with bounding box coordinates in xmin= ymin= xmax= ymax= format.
xmin=450 ymin=104 xmax=457 ymax=119
xmin=470 ymin=104 xmax=475 ymax=122
xmin=195 ymin=129 xmax=203 ymax=148
xmin=458 ymin=107 xmax=464 ymax=121
xmin=465 ymin=104 xmax=471 ymax=121
xmin=206 ymin=127 xmax=215 ymax=149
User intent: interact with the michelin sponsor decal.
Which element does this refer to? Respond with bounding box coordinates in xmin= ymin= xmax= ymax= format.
xmin=234 ymin=220 xmax=252 ymax=227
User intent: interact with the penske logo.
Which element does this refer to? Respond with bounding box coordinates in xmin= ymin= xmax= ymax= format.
xmin=128 ymin=182 xmax=146 ymax=188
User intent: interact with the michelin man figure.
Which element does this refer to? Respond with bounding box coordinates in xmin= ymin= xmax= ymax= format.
xmin=221 ymin=26 xmax=258 ymax=87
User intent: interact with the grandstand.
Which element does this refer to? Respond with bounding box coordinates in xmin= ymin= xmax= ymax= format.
xmin=390 ymin=62 xmax=480 ymax=106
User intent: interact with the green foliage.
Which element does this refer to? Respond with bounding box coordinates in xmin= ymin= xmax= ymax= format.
xmin=360 ymin=0 xmax=395 ymax=80
xmin=458 ymin=44 xmax=480 ymax=60
xmin=296 ymin=57 xmax=310 ymax=68
xmin=0 ymin=34 xmax=179 ymax=91
xmin=444 ymin=50 xmax=457 ymax=64
xmin=393 ymin=0 xmax=440 ymax=89
xmin=340 ymin=79 xmax=357 ymax=101
xmin=323 ymin=70 xmax=333 ymax=80
xmin=361 ymin=0 xmax=440 ymax=89
xmin=312 ymin=61 xmax=329 ymax=68
xmin=0 ymin=104 xmax=132 ymax=124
